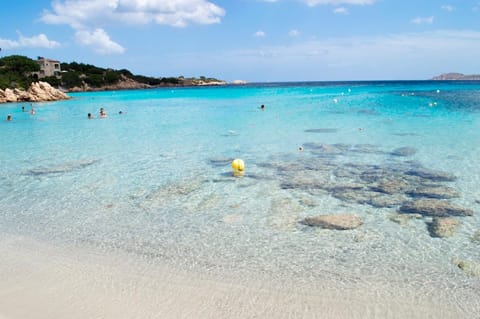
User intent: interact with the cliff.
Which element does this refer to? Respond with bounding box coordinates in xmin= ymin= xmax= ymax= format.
xmin=432 ymin=73 xmax=480 ymax=80
xmin=0 ymin=81 xmax=70 ymax=103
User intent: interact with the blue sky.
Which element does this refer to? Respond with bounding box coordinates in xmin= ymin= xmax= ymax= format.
xmin=0 ymin=0 xmax=479 ymax=82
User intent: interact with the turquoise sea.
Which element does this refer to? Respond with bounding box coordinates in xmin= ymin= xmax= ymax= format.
xmin=1 ymin=81 xmax=480 ymax=317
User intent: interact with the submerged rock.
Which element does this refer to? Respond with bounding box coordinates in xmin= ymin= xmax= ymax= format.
xmin=304 ymin=143 xmax=346 ymax=156
xmin=357 ymin=109 xmax=379 ymax=115
xmin=330 ymin=182 xmax=365 ymax=192
xmin=392 ymin=132 xmax=421 ymax=137
xmin=280 ymin=174 xmax=331 ymax=190
xmin=452 ymin=258 xmax=480 ymax=278
xmin=399 ymin=199 xmax=473 ymax=217
xmin=370 ymin=179 xmax=411 ymax=195
xmin=367 ymin=195 xmax=405 ymax=208
xmin=208 ymin=157 xmax=234 ymax=167
xmin=405 ymin=169 xmax=457 ymax=182
xmin=427 ymin=217 xmax=460 ymax=238
xmin=359 ymin=169 xmax=393 ymax=183
xmin=28 ymin=158 xmax=100 ymax=175
xmin=301 ymin=214 xmax=363 ymax=230
xmin=349 ymin=144 xmax=386 ymax=155
xmin=471 ymin=230 xmax=480 ymax=243
xmin=406 ymin=186 xmax=460 ymax=199
xmin=304 ymin=128 xmax=338 ymax=133
xmin=389 ymin=213 xmax=422 ymax=226
xmin=391 ymin=147 xmax=417 ymax=157
xmin=331 ymin=189 xmax=379 ymax=205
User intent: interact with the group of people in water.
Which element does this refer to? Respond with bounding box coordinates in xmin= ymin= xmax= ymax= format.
xmin=8 ymin=103 xmax=263 ymax=122
xmin=5 ymin=104 xmax=126 ymax=122
xmin=5 ymin=104 xmax=35 ymax=121
xmin=87 ymin=108 xmax=124 ymax=119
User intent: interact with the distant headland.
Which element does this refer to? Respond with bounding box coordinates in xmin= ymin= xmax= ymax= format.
xmin=0 ymin=55 xmax=228 ymax=103
xmin=432 ymin=73 xmax=480 ymax=80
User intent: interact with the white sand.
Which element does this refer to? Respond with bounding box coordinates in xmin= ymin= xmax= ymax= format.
xmin=0 ymin=235 xmax=472 ymax=319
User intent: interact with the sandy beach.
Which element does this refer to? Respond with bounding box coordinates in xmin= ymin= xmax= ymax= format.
xmin=0 ymin=234 xmax=471 ymax=319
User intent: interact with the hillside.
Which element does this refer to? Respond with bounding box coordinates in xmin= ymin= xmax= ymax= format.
xmin=0 ymin=55 xmax=226 ymax=92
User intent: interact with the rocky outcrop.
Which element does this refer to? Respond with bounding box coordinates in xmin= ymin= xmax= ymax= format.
xmin=0 ymin=81 xmax=69 ymax=103
xmin=301 ymin=214 xmax=363 ymax=230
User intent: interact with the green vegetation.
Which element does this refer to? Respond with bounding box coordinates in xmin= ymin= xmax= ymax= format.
xmin=0 ymin=55 xmax=224 ymax=91
xmin=0 ymin=55 xmax=40 ymax=89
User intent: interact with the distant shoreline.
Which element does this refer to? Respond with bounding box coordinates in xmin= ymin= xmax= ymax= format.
xmin=66 ymin=78 xmax=229 ymax=93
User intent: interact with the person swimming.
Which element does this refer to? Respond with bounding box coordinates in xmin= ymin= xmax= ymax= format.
xmin=30 ymin=107 xmax=35 ymax=115
xmin=6 ymin=114 xmax=12 ymax=121
xmin=260 ymin=104 xmax=265 ymax=110
xmin=99 ymin=108 xmax=107 ymax=118
xmin=88 ymin=113 xmax=94 ymax=119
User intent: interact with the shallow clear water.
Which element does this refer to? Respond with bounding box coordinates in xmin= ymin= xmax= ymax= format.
xmin=1 ymin=81 xmax=480 ymax=311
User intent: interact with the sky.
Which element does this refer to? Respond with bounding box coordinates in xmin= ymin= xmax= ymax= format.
xmin=0 ymin=0 xmax=479 ymax=82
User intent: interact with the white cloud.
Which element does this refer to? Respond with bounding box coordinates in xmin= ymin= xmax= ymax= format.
xmin=210 ymin=29 xmax=480 ymax=80
xmin=303 ymin=0 xmax=375 ymax=6
xmin=40 ymin=0 xmax=225 ymax=54
xmin=75 ymin=28 xmax=125 ymax=54
xmin=41 ymin=0 xmax=226 ymax=29
xmin=411 ymin=16 xmax=434 ymax=24
xmin=289 ymin=29 xmax=300 ymax=37
xmin=254 ymin=30 xmax=266 ymax=37
xmin=0 ymin=33 xmax=60 ymax=50
xmin=333 ymin=7 xmax=349 ymax=14
xmin=441 ymin=5 xmax=454 ymax=12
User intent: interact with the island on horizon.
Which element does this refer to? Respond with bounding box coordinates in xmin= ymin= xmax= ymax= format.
xmin=432 ymin=72 xmax=480 ymax=80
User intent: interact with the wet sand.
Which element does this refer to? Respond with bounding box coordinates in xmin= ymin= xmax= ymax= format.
xmin=0 ymin=235 xmax=471 ymax=319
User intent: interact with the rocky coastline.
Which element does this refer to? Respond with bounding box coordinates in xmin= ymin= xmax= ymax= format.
xmin=0 ymin=81 xmax=70 ymax=103
xmin=0 ymin=77 xmax=230 ymax=103
xmin=67 ymin=77 xmax=228 ymax=93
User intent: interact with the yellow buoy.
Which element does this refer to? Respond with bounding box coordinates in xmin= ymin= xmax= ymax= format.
xmin=231 ymin=159 xmax=245 ymax=177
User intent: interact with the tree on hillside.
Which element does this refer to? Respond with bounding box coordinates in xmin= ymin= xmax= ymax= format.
xmin=0 ymin=55 xmax=39 ymax=89
xmin=0 ymin=55 xmax=40 ymax=74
